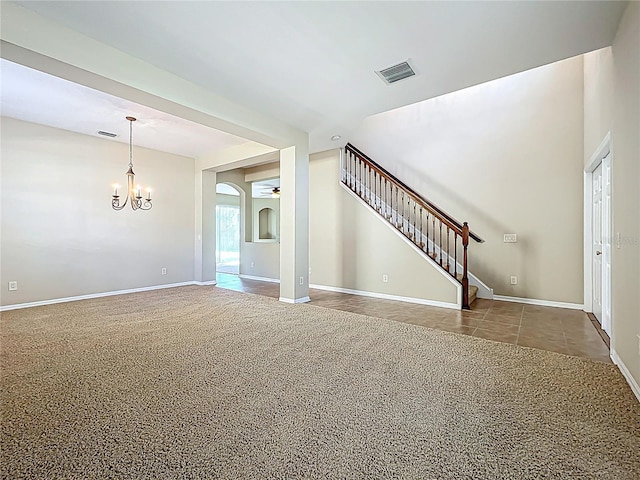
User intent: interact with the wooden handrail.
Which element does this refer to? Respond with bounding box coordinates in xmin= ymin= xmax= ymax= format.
xmin=345 ymin=143 xmax=484 ymax=243
xmin=342 ymin=143 xmax=480 ymax=309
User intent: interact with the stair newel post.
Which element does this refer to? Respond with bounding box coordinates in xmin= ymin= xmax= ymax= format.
xmin=462 ymin=222 xmax=470 ymax=310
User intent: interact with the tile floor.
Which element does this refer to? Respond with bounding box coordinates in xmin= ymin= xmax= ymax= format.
xmin=215 ymin=273 xmax=611 ymax=363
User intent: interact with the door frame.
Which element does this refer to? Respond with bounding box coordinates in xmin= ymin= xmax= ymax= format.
xmin=584 ymin=132 xmax=612 ymax=333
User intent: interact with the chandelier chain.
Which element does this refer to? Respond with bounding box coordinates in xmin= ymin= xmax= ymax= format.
xmin=128 ymin=118 xmax=133 ymax=168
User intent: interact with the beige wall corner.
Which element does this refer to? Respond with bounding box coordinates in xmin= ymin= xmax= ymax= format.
xmin=610 ymin=2 xmax=640 ymax=395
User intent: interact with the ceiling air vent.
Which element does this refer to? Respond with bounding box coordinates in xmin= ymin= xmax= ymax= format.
xmin=97 ymin=130 xmax=117 ymax=138
xmin=376 ymin=61 xmax=416 ymax=85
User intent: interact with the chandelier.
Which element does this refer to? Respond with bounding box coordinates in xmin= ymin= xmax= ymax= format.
xmin=111 ymin=116 xmax=152 ymax=211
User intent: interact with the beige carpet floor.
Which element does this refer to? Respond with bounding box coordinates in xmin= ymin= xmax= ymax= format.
xmin=1 ymin=286 xmax=639 ymax=479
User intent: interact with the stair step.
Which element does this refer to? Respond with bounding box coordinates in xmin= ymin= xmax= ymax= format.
xmin=469 ymin=285 xmax=478 ymax=305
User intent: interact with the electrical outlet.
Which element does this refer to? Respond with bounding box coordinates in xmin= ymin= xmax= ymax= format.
xmin=382 ymin=274 xmax=389 ymax=283
xmin=251 ymin=262 xmax=255 ymax=268
xmin=8 ymin=281 xmax=17 ymax=291
xmin=504 ymin=234 xmax=517 ymax=243
xmin=161 ymin=268 xmax=167 ymax=275
xmin=299 ymin=276 xmax=304 ymax=285
xmin=510 ymin=276 xmax=518 ymax=285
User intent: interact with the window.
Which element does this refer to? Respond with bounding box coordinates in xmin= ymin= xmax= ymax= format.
xmin=216 ymin=205 xmax=240 ymax=273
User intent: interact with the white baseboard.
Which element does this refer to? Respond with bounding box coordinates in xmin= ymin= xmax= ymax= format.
xmin=0 ymin=281 xmax=212 ymax=311
xmin=279 ymin=296 xmax=311 ymax=304
xmin=611 ymin=348 xmax=640 ymax=404
xmin=238 ymin=274 xmax=280 ymax=283
xmin=493 ymin=295 xmax=584 ymax=310
xmin=193 ymin=280 xmax=217 ymax=286
xmin=309 ymin=283 xmax=459 ymax=310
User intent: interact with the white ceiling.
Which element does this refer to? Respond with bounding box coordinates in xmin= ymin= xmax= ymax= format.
xmin=5 ymin=1 xmax=628 ymax=154
xmin=0 ymin=59 xmax=249 ymax=159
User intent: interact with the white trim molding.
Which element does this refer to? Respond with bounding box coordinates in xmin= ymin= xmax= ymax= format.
xmin=309 ymin=283 xmax=459 ymax=310
xmin=0 ymin=281 xmax=207 ymax=312
xmin=279 ymin=296 xmax=311 ymax=304
xmin=239 ymin=274 xmax=280 ymax=283
xmin=193 ymin=280 xmax=217 ymax=286
xmin=611 ymin=348 xmax=640 ymax=403
xmin=493 ymin=295 xmax=584 ymax=310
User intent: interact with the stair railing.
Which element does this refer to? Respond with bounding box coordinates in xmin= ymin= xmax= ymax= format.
xmin=342 ymin=143 xmax=483 ymax=309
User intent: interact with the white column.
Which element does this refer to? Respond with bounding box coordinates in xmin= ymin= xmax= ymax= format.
xmin=279 ymin=145 xmax=310 ymax=303
xmin=194 ymin=169 xmax=217 ymax=284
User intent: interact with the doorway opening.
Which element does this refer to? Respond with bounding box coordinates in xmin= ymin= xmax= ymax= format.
xmin=216 ymin=183 xmax=241 ymax=275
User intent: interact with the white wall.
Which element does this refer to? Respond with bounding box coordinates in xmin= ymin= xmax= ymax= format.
xmin=310 ymin=150 xmax=458 ymax=306
xmin=351 ymin=56 xmax=585 ymax=304
xmin=610 ymin=3 xmax=640 ymax=393
xmin=583 ymin=3 xmax=640 ymax=396
xmin=584 ymin=47 xmax=614 ymax=163
xmin=1 ymin=117 xmax=196 ymax=306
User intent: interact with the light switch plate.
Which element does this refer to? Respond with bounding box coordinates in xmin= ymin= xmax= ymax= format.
xmin=504 ymin=234 xmax=517 ymax=243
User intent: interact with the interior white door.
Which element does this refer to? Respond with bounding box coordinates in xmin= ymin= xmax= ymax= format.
xmin=592 ymin=162 xmax=603 ymax=324
xmin=601 ymin=153 xmax=612 ymax=334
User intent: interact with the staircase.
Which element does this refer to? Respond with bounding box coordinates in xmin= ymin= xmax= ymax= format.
xmin=342 ymin=144 xmax=484 ymax=309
